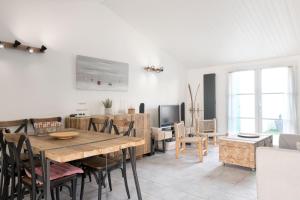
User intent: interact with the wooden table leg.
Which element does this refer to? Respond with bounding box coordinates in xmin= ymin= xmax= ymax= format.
xmin=129 ymin=147 xmax=142 ymax=200
xmin=41 ymin=151 xmax=50 ymax=200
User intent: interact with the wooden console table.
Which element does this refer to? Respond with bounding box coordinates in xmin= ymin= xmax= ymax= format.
xmin=65 ymin=113 xmax=151 ymax=157
xmin=219 ymin=134 xmax=273 ymax=170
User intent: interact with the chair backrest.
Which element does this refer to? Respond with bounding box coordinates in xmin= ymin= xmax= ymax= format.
xmin=174 ymin=122 xmax=185 ymax=141
xmin=0 ymin=129 xmax=8 ymax=167
xmin=88 ymin=117 xmax=112 ymax=133
xmin=5 ymin=134 xmax=38 ymax=199
xmin=112 ymin=119 xmax=135 ymax=136
xmin=30 ymin=117 xmax=62 ymax=133
xmin=0 ymin=119 xmax=28 ymax=134
xmin=196 ymin=118 xmax=216 ymax=133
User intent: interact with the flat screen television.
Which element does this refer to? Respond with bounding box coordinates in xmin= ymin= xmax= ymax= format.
xmin=158 ymin=105 xmax=180 ymax=127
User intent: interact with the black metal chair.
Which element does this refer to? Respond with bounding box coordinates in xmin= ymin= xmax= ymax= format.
xmin=80 ymin=119 xmax=135 ymax=200
xmin=0 ymin=129 xmax=12 ymax=200
xmin=88 ymin=117 xmax=112 ymax=133
xmin=5 ymin=134 xmax=83 ymax=200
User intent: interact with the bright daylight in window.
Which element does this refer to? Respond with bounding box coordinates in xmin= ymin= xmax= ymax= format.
xmin=228 ymin=67 xmax=296 ymax=143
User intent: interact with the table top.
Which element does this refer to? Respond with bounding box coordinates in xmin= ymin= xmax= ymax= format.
xmin=6 ymin=129 xmax=145 ymax=163
xmin=219 ymin=134 xmax=272 ymax=144
xmin=28 ymin=129 xmax=122 ymax=151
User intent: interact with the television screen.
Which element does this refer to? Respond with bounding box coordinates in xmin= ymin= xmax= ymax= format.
xmin=159 ymin=105 xmax=180 ymax=127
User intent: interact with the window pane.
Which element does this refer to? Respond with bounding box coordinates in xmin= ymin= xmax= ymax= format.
xmin=230 ymin=71 xmax=255 ymax=94
xmin=262 ymin=94 xmax=290 ymax=119
xmin=262 ymin=67 xmax=289 ymax=93
xmin=231 ymin=95 xmax=255 ymax=118
xmin=240 ymin=119 xmax=255 ymax=133
xmin=262 ymin=119 xmax=282 ymax=133
xmin=229 ymin=118 xmax=255 ymax=133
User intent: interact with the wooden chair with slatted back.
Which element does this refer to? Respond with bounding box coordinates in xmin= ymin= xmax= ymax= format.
xmin=196 ymin=118 xmax=217 ymax=145
xmin=30 ymin=117 xmax=62 ymax=134
xmin=0 ymin=119 xmax=28 ymax=134
xmin=175 ymin=122 xmax=208 ymax=162
xmin=88 ymin=117 xmax=112 ymax=133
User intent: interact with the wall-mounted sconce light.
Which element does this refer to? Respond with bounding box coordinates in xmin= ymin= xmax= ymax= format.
xmin=144 ymin=66 xmax=164 ymax=73
xmin=0 ymin=40 xmax=47 ymax=54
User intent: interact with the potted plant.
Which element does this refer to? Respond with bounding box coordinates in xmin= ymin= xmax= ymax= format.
xmin=102 ymin=98 xmax=112 ymax=115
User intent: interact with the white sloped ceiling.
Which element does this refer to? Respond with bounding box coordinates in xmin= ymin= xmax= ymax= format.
xmin=103 ymin=0 xmax=300 ymax=68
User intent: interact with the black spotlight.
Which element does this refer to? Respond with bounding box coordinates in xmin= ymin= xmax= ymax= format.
xmin=40 ymin=45 xmax=47 ymax=53
xmin=13 ymin=40 xmax=21 ymax=48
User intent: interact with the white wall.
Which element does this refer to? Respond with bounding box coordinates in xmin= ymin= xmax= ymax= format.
xmin=187 ymin=55 xmax=300 ymax=133
xmin=0 ymin=0 xmax=186 ymax=126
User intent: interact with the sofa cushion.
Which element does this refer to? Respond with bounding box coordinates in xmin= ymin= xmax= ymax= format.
xmin=279 ymin=134 xmax=300 ymax=150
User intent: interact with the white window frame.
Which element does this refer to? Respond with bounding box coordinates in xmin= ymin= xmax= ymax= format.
xmin=227 ymin=65 xmax=297 ymax=134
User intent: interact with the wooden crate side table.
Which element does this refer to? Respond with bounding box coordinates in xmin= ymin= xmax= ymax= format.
xmin=219 ymin=134 xmax=273 ymax=170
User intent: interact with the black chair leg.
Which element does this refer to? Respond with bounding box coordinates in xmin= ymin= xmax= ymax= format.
xmin=55 ymin=187 xmax=60 ymax=200
xmin=98 ymin=172 xmax=102 ymax=200
xmin=16 ymin=182 xmax=22 ymax=200
xmin=72 ymin=178 xmax=77 ymax=200
xmin=51 ymin=189 xmax=55 ymax=200
xmin=80 ymin=174 xmax=85 ymax=200
xmin=100 ymin=172 xmax=106 ymax=188
xmin=107 ymin=171 xmax=112 ymax=192
xmin=122 ymin=168 xmax=130 ymax=199
xmin=3 ymin=174 xmax=10 ymax=200
xmin=10 ymin=173 xmax=15 ymax=200
xmin=122 ymin=149 xmax=130 ymax=199
xmin=0 ymin=168 xmax=3 ymax=199
xmin=88 ymin=171 xmax=92 ymax=182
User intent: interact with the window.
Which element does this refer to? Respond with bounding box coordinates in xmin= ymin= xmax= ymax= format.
xmin=228 ymin=67 xmax=296 ymax=141
xmin=228 ymin=70 xmax=256 ymax=133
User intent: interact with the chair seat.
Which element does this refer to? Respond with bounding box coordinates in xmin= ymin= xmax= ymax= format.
xmin=181 ymin=136 xmax=206 ymax=143
xmin=25 ymin=162 xmax=83 ymax=181
xmin=81 ymin=156 xmax=120 ymax=170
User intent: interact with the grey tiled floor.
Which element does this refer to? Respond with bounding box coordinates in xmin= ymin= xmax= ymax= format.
xmin=27 ymin=146 xmax=257 ymax=200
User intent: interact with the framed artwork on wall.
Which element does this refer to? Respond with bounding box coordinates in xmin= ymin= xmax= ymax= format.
xmin=76 ymin=55 xmax=129 ymax=91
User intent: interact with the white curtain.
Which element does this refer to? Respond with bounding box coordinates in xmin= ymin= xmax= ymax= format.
xmin=284 ymin=66 xmax=297 ymax=133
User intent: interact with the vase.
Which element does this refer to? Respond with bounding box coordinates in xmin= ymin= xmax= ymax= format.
xmin=105 ymin=108 xmax=112 ymax=115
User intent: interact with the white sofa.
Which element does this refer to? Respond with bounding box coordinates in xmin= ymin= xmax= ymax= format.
xmin=256 ymin=134 xmax=300 ymax=200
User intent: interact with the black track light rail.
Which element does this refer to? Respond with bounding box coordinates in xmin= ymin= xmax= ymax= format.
xmin=0 ymin=40 xmax=47 ymax=53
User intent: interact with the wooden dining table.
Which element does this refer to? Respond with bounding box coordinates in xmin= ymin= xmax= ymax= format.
xmin=11 ymin=129 xmax=145 ymax=200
